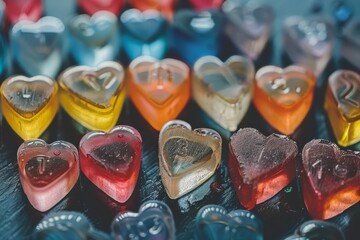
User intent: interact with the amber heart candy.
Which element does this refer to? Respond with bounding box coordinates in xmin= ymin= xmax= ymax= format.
xmin=324 ymin=70 xmax=360 ymax=147
xmin=159 ymin=120 xmax=222 ymax=199
xmin=228 ymin=128 xmax=298 ymax=210
xmin=128 ymin=56 xmax=190 ymax=131
xmin=80 ymin=125 xmax=142 ymax=203
xmin=301 ymin=139 xmax=360 ymax=219
xmin=17 ymin=139 xmax=79 ymax=212
xmin=193 ymin=55 xmax=254 ymax=131
xmin=1 ymin=75 xmax=58 ymax=140
xmin=253 ymin=65 xmax=315 ymax=135
xmin=59 ymin=61 xmax=125 ymax=131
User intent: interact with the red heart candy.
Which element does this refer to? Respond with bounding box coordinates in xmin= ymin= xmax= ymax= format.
xmin=301 ymin=139 xmax=360 ymax=219
xmin=189 ymin=0 xmax=223 ymax=11
xmin=5 ymin=0 xmax=42 ymax=25
xmin=79 ymin=125 xmax=142 ymax=203
xmin=78 ymin=0 xmax=125 ymax=15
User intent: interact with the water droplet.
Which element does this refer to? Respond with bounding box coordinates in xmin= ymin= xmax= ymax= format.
xmin=53 ymin=150 xmax=61 ymax=156
xmin=211 ymin=182 xmax=222 ymax=193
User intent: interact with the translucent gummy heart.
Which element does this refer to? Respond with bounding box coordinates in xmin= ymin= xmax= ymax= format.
xmin=43 ymin=0 xmax=76 ymax=23
xmin=120 ymin=8 xmax=168 ymax=61
xmin=283 ymin=16 xmax=335 ymax=76
xmin=68 ymin=11 xmax=120 ymax=67
xmin=130 ymin=0 xmax=175 ymax=20
xmin=189 ymin=0 xmax=223 ymax=11
xmin=112 ymin=200 xmax=175 ymax=240
xmin=228 ymin=128 xmax=298 ymax=209
xmin=253 ymin=65 xmax=316 ymax=135
xmin=17 ymin=139 xmax=79 ymax=212
xmin=4 ymin=0 xmax=42 ymax=25
xmin=196 ymin=205 xmax=263 ymax=240
xmin=283 ymin=220 xmax=345 ymax=240
xmin=128 ymin=56 xmax=190 ymax=131
xmin=79 ymin=0 xmax=125 ymax=15
xmin=159 ymin=120 xmax=222 ymax=199
xmin=301 ymin=139 xmax=360 ymax=219
xmin=59 ymin=61 xmax=126 ymax=131
xmin=170 ymin=10 xmax=222 ymax=65
xmin=79 ymin=125 xmax=142 ymax=203
xmin=222 ymin=1 xmax=274 ymax=60
xmin=193 ymin=55 xmax=254 ymax=131
xmin=1 ymin=75 xmax=58 ymax=140
xmin=342 ymin=20 xmax=360 ymax=70
xmin=33 ymin=211 xmax=110 ymax=240
xmin=10 ymin=16 xmax=68 ymax=78
xmin=324 ymin=70 xmax=360 ymax=147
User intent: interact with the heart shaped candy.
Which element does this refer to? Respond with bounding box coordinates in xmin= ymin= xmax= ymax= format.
xmin=120 ymin=8 xmax=168 ymax=60
xmin=17 ymin=139 xmax=79 ymax=212
xmin=193 ymin=55 xmax=254 ymax=131
xmin=10 ymin=16 xmax=68 ymax=78
xmin=130 ymin=0 xmax=175 ymax=20
xmin=111 ymin=200 xmax=175 ymax=240
xmin=33 ymin=211 xmax=110 ymax=239
xmin=79 ymin=0 xmax=124 ymax=15
xmin=80 ymin=125 xmax=142 ymax=203
xmin=43 ymin=0 xmax=76 ymax=23
xmin=283 ymin=220 xmax=345 ymax=240
xmin=196 ymin=205 xmax=263 ymax=240
xmin=342 ymin=20 xmax=360 ymax=70
xmin=4 ymin=0 xmax=42 ymax=25
xmin=301 ymin=139 xmax=360 ymax=219
xmin=1 ymin=75 xmax=58 ymax=140
xmin=222 ymin=1 xmax=274 ymax=60
xmin=59 ymin=61 xmax=125 ymax=132
xmin=253 ymin=65 xmax=315 ymax=135
xmin=189 ymin=0 xmax=223 ymax=11
xmin=159 ymin=120 xmax=222 ymax=199
xmin=283 ymin=16 xmax=335 ymax=76
xmin=68 ymin=11 xmax=120 ymax=67
xmin=325 ymin=70 xmax=360 ymax=147
xmin=228 ymin=128 xmax=298 ymax=210
xmin=128 ymin=56 xmax=190 ymax=131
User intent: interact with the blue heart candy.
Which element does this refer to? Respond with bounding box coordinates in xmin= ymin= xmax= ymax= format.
xmin=196 ymin=205 xmax=263 ymax=240
xmin=69 ymin=11 xmax=120 ymax=67
xmin=10 ymin=16 xmax=68 ymax=78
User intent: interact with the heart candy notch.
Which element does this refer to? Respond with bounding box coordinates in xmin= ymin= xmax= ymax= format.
xmin=17 ymin=139 xmax=79 ymax=212
xmin=111 ymin=200 xmax=175 ymax=240
xmin=228 ymin=128 xmax=298 ymax=210
xmin=196 ymin=205 xmax=263 ymax=240
xmin=1 ymin=75 xmax=58 ymax=140
xmin=68 ymin=11 xmax=120 ymax=67
xmin=128 ymin=56 xmax=190 ymax=131
xmin=59 ymin=61 xmax=126 ymax=132
xmin=283 ymin=16 xmax=335 ymax=76
xmin=43 ymin=0 xmax=76 ymax=23
xmin=120 ymin=8 xmax=168 ymax=61
xmin=79 ymin=125 xmax=142 ymax=203
xmin=222 ymin=1 xmax=274 ymax=60
xmin=159 ymin=120 xmax=222 ymax=199
xmin=79 ymin=0 xmax=125 ymax=15
xmin=4 ymin=0 xmax=42 ymax=25
xmin=324 ymin=70 xmax=360 ymax=147
xmin=301 ymin=139 xmax=360 ymax=219
xmin=193 ymin=55 xmax=254 ymax=131
xmin=11 ymin=16 xmax=68 ymax=78
xmin=253 ymin=65 xmax=316 ymax=135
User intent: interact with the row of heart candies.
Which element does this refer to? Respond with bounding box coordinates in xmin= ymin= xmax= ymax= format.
xmin=32 ymin=204 xmax=347 ymax=239
xmin=0 ymin=0 xmax=358 ymax=78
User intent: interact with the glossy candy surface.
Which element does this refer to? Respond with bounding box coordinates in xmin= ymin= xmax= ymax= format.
xmin=1 ymin=75 xmax=58 ymax=140
xmin=128 ymin=56 xmax=190 ymax=131
xmin=59 ymin=61 xmax=125 ymax=132
xmin=253 ymin=65 xmax=315 ymax=135
xmin=4 ymin=0 xmax=42 ymax=25
xmin=193 ymin=55 xmax=254 ymax=131
xmin=228 ymin=128 xmax=298 ymax=210
xmin=79 ymin=0 xmax=125 ymax=16
xmin=159 ymin=120 xmax=222 ymax=199
xmin=17 ymin=140 xmax=79 ymax=212
xmin=79 ymin=125 xmax=142 ymax=203
xmin=324 ymin=70 xmax=360 ymax=147
xmin=111 ymin=200 xmax=175 ymax=240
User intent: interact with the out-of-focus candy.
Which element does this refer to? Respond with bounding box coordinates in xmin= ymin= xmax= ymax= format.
xmin=341 ymin=19 xmax=360 ymax=70
xmin=228 ymin=128 xmax=298 ymax=210
xmin=159 ymin=120 xmax=222 ymax=199
xmin=130 ymin=0 xmax=175 ymax=20
xmin=43 ymin=0 xmax=76 ymax=23
xmin=79 ymin=0 xmax=125 ymax=16
xmin=128 ymin=56 xmax=190 ymax=131
xmin=253 ymin=65 xmax=315 ymax=135
xmin=189 ymin=0 xmax=223 ymax=11
xmin=192 ymin=55 xmax=254 ymax=131
xmin=4 ymin=0 xmax=42 ymax=25
xmin=59 ymin=61 xmax=125 ymax=132
xmin=1 ymin=75 xmax=58 ymax=140
xmin=301 ymin=139 xmax=360 ymax=219
xmin=17 ymin=139 xmax=79 ymax=212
